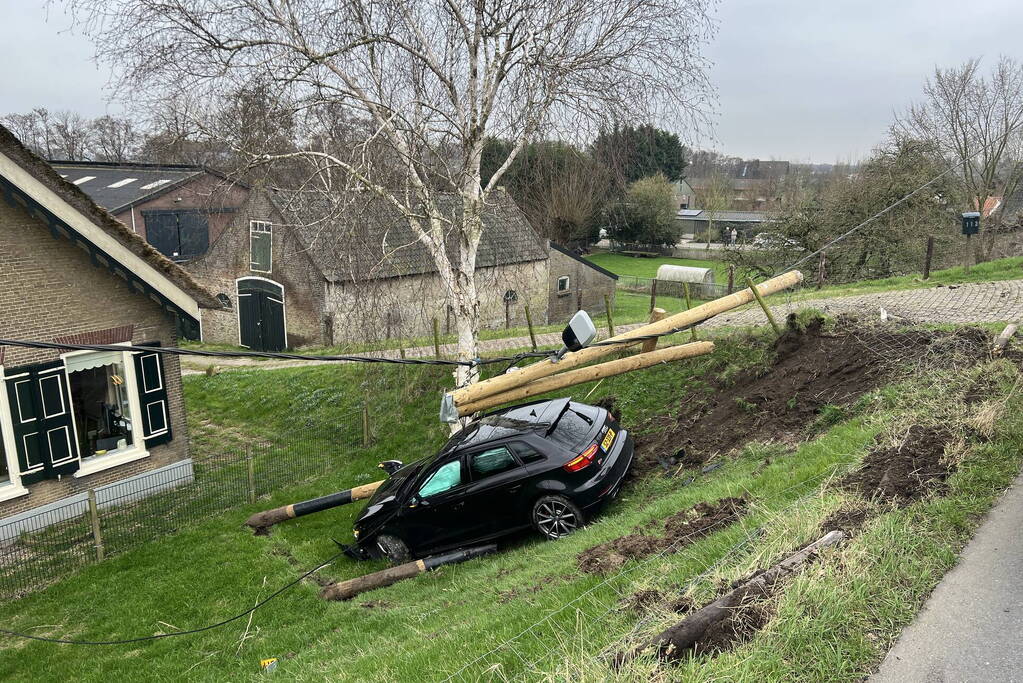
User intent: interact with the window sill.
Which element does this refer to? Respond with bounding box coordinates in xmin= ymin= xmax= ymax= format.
xmin=0 ymin=483 xmax=29 ymax=503
xmin=74 ymin=447 xmax=150 ymax=478
xmin=556 ymin=290 xmax=573 ymax=297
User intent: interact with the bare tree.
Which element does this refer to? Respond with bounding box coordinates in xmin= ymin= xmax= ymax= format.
xmin=88 ymin=115 xmax=141 ymax=162
xmin=900 ymin=56 xmax=1023 ymax=259
xmin=67 ymin=0 xmax=715 ymax=387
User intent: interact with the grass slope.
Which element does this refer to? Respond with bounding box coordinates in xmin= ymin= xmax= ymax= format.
xmin=1 ymin=324 xmax=1020 ymax=682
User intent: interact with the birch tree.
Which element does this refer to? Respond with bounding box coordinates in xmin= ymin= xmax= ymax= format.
xmin=67 ymin=0 xmax=715 ymax=386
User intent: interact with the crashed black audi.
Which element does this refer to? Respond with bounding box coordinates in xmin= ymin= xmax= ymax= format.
xmin=347 ymin=397 xmax=634 ymax=563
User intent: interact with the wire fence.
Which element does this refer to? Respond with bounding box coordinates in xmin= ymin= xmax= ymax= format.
xmin=0 ymin=408 xmax=363 ymax=601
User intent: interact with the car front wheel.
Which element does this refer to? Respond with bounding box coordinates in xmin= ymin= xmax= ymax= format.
xmin=376 ymin=533 xmax=412 ymax=564
xmin=532 ymin=495 xmax=584 ymax=540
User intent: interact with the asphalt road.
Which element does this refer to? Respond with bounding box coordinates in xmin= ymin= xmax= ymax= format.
xmin=871 ymin=472 xmax=1023 ymax=683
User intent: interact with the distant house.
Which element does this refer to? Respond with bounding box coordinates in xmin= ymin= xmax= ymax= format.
xmin=547 ymin=243 xmax=617 ymax=323
xmin=0 ymin=125 xmax=217 ymax=521
xmin=687 ymin=159 xmax=791 ymax=211
xmin=275 ymin=189 xmax=551 ymax=343
xmin=676 ymin=209 xmax=775 ymax=241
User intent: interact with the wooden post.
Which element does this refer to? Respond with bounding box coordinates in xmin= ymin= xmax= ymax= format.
xmin=641 ymin=308 xmax=667 ymax=353
xmin=399 ymin=347 xmax=406 ymax=359
xmin=923 ymin=236 xmax=935 ymax=280
xmin=683 ymin=283 xmax=697 ymax=341
xmin=87 ymin=489 xmax=104 ymax=563
xmin=362 ymin=402 xmax=371 ymax=447
xmin=432 ymin=317 xmax=441 ymax=358
xmin=727 ymin=265 xmax=735 ymax=295
xmin=993 ymin=323 xmax=1018 ymax=356
xmin=604 ymin=294 xmax=615 ymax=337
xmin=746 ymin=276 xmax=782 ymax=336
xmin=247 ymin=453 xmax=256 ymax=504
xmin=504 ymin=299 xmax=511 ymax=329
xmin=816 ymin=251 xmax=827 ymax=290
xmin=649 ymin=279 xmax=658 ymax=313
xmin=524 ymin=304 xmax=537 ymax=351
xmin=965 ymin=233 xmax=972 ymax=274
xmin=445 ymin=306 xmax=451 ymax=334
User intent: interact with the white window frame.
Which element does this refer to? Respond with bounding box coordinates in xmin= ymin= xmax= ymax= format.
xmin=249 ymin=220 xmax=273 ymax=274
xmin=557 ymin=275 xmax=571 ymax=293
xmin=0 ymin=366 xmax=29 ymax=502
xmin=61 ymin=344 xmax=151 ymax=478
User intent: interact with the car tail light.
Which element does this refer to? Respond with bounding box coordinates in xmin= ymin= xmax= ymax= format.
xmin=564 ymin=443 xmax=599 ymax=473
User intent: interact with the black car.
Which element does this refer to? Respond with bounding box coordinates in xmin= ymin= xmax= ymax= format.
xmin=350 ymin=397 xmax=634 ymax=563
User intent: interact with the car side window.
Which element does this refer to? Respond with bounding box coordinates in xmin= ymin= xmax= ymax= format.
xmin=510 ymin=442 xmax=546 ymax=464
xmin=418 ymin=460 xmax=462 ymax=498
xmin=469 ymin=447 xmax=519 ymax=480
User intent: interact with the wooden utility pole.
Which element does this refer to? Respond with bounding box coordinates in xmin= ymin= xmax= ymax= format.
xmin=641 ymin=308 xmax=667 ymax=353
xmin=923 ymin=236 xmax=935 ymax=280
xmin=604 ymin=294 xmax=615 ymax=337
xmin=524 ymin=304 xmax=537 ymax=351
xmin=746 ymin=276 xmax=782 ymax=336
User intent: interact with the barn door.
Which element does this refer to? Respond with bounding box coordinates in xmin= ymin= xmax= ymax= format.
xmin=4 ymin=362 xmax=79 ymax=484
xmin=237 ymin=278 xmax=286 ymax=352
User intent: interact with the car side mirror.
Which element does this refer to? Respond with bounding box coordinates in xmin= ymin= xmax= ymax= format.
xmin=409 ymin=493 xmax=428 ymax=509
xmin=553 ymin=310 xmax=597 ymax=362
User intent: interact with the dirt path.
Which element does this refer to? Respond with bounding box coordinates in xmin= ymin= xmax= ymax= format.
xmin=181 ymin=280 xmax=1023 ymax=375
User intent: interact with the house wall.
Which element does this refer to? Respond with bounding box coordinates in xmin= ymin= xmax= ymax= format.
xmin=0 ymin=198 xmax=189 ymax=517
xmin=547 ymin=249 xmax=616 ymax=323
xmin=182 ymin=190 xmax=326 ymax=348
xmin=324 ymin=259 xmax=550 ymax=343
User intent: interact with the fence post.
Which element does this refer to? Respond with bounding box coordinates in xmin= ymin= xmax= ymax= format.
xmin=746 ymin=276 xmax=782 ymax=336
xmin=524 ymin=304 xmax=538 ymax=351
xmin=923 ymin=236 xmax=934 ymax=280
xmin=247 ymin=451 xmax=256 ymax=504
xmin=649 ymin=279 xmax=658 ymax=313
xmin=683 ymin=283 xmax=697 ymax=341
xmin=816 ymin=251 xmax=827 ymax=290
xmin=641 ymin=308 xmax=667 ymax=353
xmin=433 ymin=317 xmax=441 ymax=358
xmin=727 ymin=265 xmax=735 ymax=295
xmin=604 ymin=294 xmax=615 ymax=337
xmin=87 ymin=488 xmax=104 ymax=563
xmin=362 ymin=401 xmax=371 ymax=447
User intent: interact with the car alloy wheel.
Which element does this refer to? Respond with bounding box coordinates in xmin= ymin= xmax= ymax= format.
xmin=533 ymin=496 xmax=583 ymax=540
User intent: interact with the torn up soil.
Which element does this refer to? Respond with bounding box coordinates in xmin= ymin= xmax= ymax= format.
xmin=820 ymin=505 xmax=872 ymax=536
xmin=842 ymin=425 xmax=955 ymax=505
xmin=636 ymin=317 xmax=989 ymax=474
xmin=577 ymin=497 xmax=747 ymax=574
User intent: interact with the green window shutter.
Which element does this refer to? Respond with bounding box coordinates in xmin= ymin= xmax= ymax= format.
xmin=132 ymin=344 xmax=172 ymax=447
xmin=250 ymin=222 xmax=272 ymax=272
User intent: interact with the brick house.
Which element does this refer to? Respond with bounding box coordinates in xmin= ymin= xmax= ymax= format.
xmin=547 ymin=243 xmax=618 ymax=323
xmin=0 ymin=125 xmax=217 ymax=522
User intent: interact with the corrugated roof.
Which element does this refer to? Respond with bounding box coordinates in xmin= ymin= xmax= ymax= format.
xmin=49 ymin=161 xmax=206 ymax=213
xmin=274 ymin=189 xmax=548 ymax=282
xmin=676 ymin=210 xmax=774 ymax=223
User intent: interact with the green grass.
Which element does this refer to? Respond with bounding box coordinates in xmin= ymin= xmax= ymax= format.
xmin=1 ymin=322 xmax=1020 ymax=682
xmin=585 ymin=250 xmax=731 ymax=282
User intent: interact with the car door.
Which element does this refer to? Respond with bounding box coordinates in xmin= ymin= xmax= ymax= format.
xmin=399 ymin=457 xmax=471 ymax=553
xmin=459 ymin=445 xmax=531 ymax=538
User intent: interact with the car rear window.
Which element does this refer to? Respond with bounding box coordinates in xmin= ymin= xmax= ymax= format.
xmin=548 ymin=404 xmax=601 ymax=449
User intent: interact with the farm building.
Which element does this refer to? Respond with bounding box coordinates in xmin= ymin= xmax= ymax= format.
xmin=547 ymin=243 xmax=618 ymax=322
xmin=0 ymin=124 xmax=217 ymax=523
xmin=676 ymin=209 xmax=775 ymax=241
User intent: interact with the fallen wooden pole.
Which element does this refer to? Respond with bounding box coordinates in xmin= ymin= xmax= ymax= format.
xmin=641 ymin=308 xmax=667 ymax=354
xmin=320 ymin=544 xmax=498 ymax=601
xmin=447 ymin=271 xmax=804 ymax=409
xmin=993 ymin=323 xmax=1017 ymax=356
xmin=615 ymin=530 xmax=844 ymax=666
xmin=244 ymin=481 xmax=384 ymax=534
xmin=458 ymin=341 xmax=714 ymax=416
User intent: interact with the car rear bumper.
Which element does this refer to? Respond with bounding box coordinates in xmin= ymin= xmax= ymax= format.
xmin=576 ymin=430 xmax=634 ymax=511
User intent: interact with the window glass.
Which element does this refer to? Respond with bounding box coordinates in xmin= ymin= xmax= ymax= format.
xmin=418 ymin=460 xmax=462 ymax=498
xmin=250 ymin=221 xmax=273 ymax=272
xmin=470 ymin=447 xmax=519 ymax=479
xmin=510 ymin=442 xmax=546 ymax=464
xmin=557 ymin=276 xmax=570 ymax=292
xmin=67 ymin=354 xmax=135 ymax=458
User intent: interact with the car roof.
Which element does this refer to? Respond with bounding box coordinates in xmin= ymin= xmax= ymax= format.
xmin=442 ymin=398 xmax=571 ymax=453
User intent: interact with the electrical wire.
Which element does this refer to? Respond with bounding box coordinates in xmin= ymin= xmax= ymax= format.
xmin=0 ymin=550 xmax=344 ymax=646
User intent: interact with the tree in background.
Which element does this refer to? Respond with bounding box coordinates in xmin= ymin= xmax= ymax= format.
xmin=592 ymin=124 xmax=689 ymax=190
xmin=607 ymin=173 xmax=678 ymax=248
xmin=697 ymin=169 xmax=733 ymax=245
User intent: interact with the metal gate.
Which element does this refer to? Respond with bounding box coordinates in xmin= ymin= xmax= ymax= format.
xmin=237 ymin=278 xmax=287 ymax=352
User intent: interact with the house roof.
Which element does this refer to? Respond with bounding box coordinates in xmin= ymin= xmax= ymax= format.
xmin=273 ymin=189 xmax=548 ymax=282
xmin=549 ymin=242 xmax=618 ymax=280
xmin=0 ymin=125 xmax=220 ymax=319
xmin=48 ymin=160 xmax=209 ymax=214
xmin=676 ymin=209 xmax=775 ymax=223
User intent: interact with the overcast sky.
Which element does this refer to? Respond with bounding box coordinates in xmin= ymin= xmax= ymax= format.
xmin=1 ymin=0 xmax=1021 ymax=163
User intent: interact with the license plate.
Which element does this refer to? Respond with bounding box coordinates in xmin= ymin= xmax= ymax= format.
xmin=601 ymin=428 xmax=616 ymax=451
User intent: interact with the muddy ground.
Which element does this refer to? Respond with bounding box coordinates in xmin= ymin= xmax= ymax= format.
xmin=634 ymin=317 xmax=989 ymax=474
xmin=842 ymin=424 xmax=955 ymax=505
xmin=577 ymin=497 xmax=747 ymax=574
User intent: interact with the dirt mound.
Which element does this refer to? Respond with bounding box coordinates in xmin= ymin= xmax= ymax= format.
xmin=842 ymin=425 xmax=954 ymax=504
xmin=820 ymin=506 xmax=871 ymax=536
xmin=636 ymin=318 xmax=988 ymax=473
xmin=577 ymin=497 xmax=747 ymax=574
